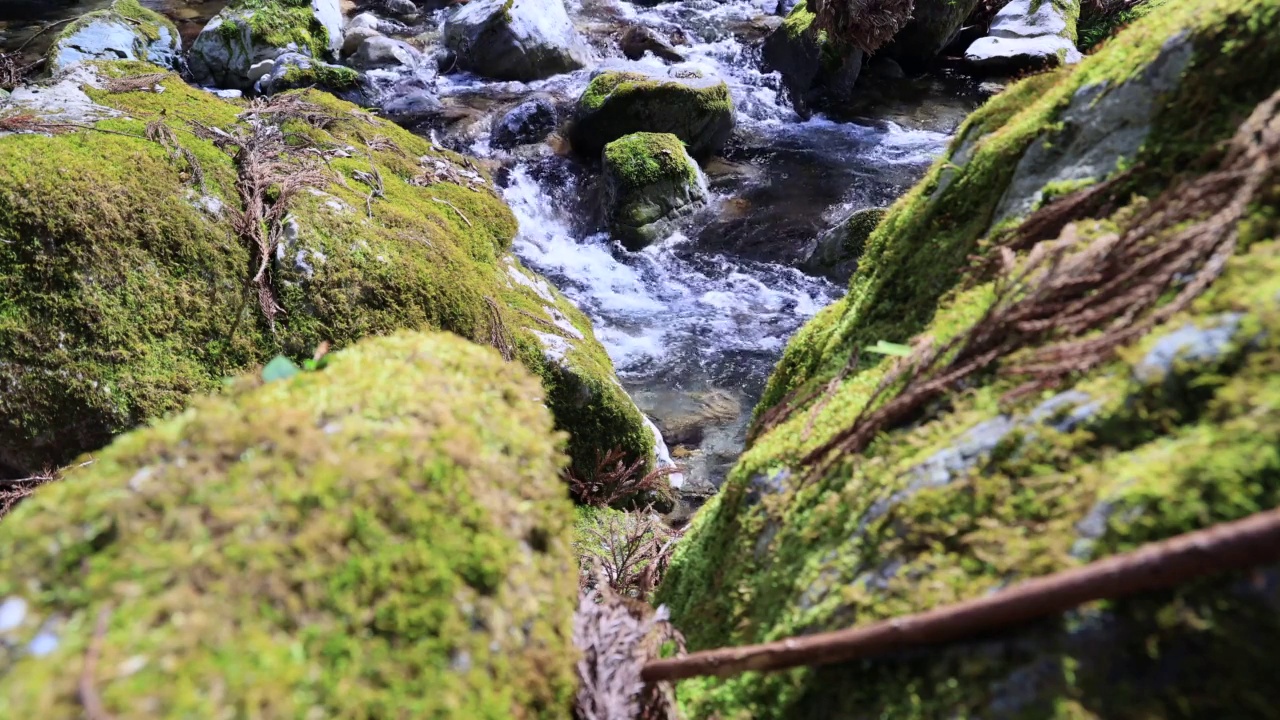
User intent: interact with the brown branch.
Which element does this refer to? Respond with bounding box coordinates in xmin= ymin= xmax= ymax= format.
xmin=642 ymin=506 xmax=1280 ymax=682
xmin=433 ymin=197 xmax=473 ymax=228
xmin=78 ymin=606 xmax=115 ymax=720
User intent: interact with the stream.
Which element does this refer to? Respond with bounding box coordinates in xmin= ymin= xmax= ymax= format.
xmin=0 ymin=0 xmax=985 ymax=499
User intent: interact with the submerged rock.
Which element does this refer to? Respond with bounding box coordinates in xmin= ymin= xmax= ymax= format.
xmin=188 ymin=0 xmax=344 ymax=90
xmin=491 ymin=94 xmax=558 ymax=148
xmin=569 ymin=68 xmax=736 ymax=158
xmin=0 ymin=331 xmax=578 ymax=719
xmin=47 ymin=0 xmax=181 ymax=73
xmin=658 ymin=0 xmax=1280 ymax=716
xmin=602 ymin=132 xmax=708 ymax=249
xmin=0 ymin=61 xmax=651 ymax=483
xmin=966 ymin=0 xmax=1084 ymax=72
xmin=800 ymin=206 xmax=885 ymax=281
xmin=442 ymin=0 xmax=592 ymax=81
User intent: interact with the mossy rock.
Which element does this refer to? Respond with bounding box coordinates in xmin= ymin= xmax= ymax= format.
xmin=657 ymin=0 xmax=1280 ymax=716
xmin=602 ymin=132 xmax=708 ymax=250
xmin=47 ymin=0 xmax=181 ymax=74
xmin=0 ymin=60 xmax=652 ymax=481
xmin=0 ymin=331 xmax=578 ymax=718
xmin=188 ymin=0 xmax=344 ymax=90
xmin=569 ymin=69 xmax=736 ymax=159
xmin=800 ymin=206 xmax=886 ymax=282
xmin=760 ymin=1 xmax=863 ymax=109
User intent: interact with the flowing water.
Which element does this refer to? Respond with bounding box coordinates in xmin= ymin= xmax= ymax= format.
xmin=1 ymin=0 xmax=986 ymax=499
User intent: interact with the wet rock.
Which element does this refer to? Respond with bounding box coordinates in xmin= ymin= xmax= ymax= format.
xmin=375 ymin=79 xmax=444 ymax=125
xmin=761 ymin=1 xmax=862 ymax=108
xmin=442 ymin=0 xmax=592 ymax=81
xmin=348 ymin=36 xmax=423 ymax=70
xmin=991 ymin=32 xmax=1194 ymax=226
xmin=361 ymin=0 xmax=420 ymax=21
xmin=619 ymin=25 xmax=685 ymax=63
xmin=341 ymin=25 xmax=383 ymax=57
xmin=255 ymin=51 xmax=361 ymax=96
xmin=4 ymin=65 xmax=119 ymax=124
xmin=801 ymin=206 xmax=886 ymax=282
xmin=48 ymin=0 xmax=182 ymax=74
xmin=965 ymin=0 xmax=1084 ymax=73
xmin=885 ymin=0 xmax=981 ymax=70
xmin=569 ymin=68 xmax=735 ymax=158
xmin=602 ymin=132 xmax=708 ymax=250
xmin=188 ymin=0 xmax=344 ymax=90
xmin=491 ymin=94 xmax=558 ymax=148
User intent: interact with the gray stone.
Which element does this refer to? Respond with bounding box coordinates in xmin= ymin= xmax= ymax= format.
xmin=1133 ymin=313 xmax=1245 ymax=384
xmin=965 ymin=0 xmax=1083 ymax=73
xmin=4 ymin=65 xmax=119 ymax=125
xmin=348 ymin=36 xmax=422 ymax=71
xmin=188 ymin=0 xmax=344 ymax=90
xmin=990 ymin=32 xmax=1194 ymax=227
xmin=760 ymin=15 xmax=862 ymax=109
xmin=619 ymin=26 xmax=685 ymax=63
xmin=48 ymin=0 xmax=182 ymax=74
xmin=377 ymin=81 xmax=444 ymax=125
xmin=491 ymin=94 xmax=557 ymax=148
xmin=254 ymin=52 xmax=359 ymax=96
xmin=442 ymin=0 xmax=592 ymax=81
xmin=341 ymin=26 xmax=383 ymax=57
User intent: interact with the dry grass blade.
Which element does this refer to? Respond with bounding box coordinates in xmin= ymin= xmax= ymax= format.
xmin=483 ymin=296 xmax=515 ymax=361
xmin=796 ymin=89 xmax=1280 ymax=482
xmin=79 ymin=606 xmax=115 ymax=720
xmin=201 ymin=119 xmax=329 ymax=328
xmin=102 ymin=72 xmax=167 ymax=94
xmin=813 ymin=0 xmax=915 ymax=53
xmin=573 ymin=586 xmax=684 ymax=720
xmin=240 ymin=94 xmax=337 ymax=129
xmin=567 ymin=448 xmax=679 ymax=508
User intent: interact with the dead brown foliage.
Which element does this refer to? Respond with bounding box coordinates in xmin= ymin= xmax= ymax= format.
xmin=195 ymin=118 xmax=329 ymax=328
xmin=573 ymin=585 xmax=684 ymax=720
xmin=812 ymin=0 xmax=915 ymax=54
xmin=568 ymin=448 xmax=679 ymax=508
xmin=579 ymin=508 xmax=683 ymax=601
xmin=102 ymin=72 xmax=167 ymax=94
xmin=241 ymin=94 xmax=337 ymax=130
xmin=0 ymin=469 xmax=56 ymax=520
xmin=484 ymin=296 xmax=516 ymax=361
xmin=796 ymin=89 xmax=1280 ymax=480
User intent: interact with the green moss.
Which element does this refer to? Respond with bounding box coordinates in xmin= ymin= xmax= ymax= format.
xmin=1079 ymin=0 xmax=1173 ymax=51
xmin=571 ymin=71 xmax=735 ymax=158
xmin=0 ymin=331 xmax=578 ymax=718
xmin=658 ymin=1 xmax=1280 ymax=716
xmin=603 ymin=132 xmax=699 ymax=189
xmin=221 ymin=0 xmax=330 ymax=60
xmin=279 ymin=62 xmax=360 ymax=90
xmin=0 ymin=61 xmax=650 ymax=480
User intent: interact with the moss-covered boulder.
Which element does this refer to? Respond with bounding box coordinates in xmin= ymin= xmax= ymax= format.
xmin=799 ymin=206 xmax=885 ymax=281
xmin=658 ymin=0 xmax=1280 ymax=716
xmin=569 ymin=69 xmax=736 ymax=159
xmin=0 ymin=60 xmax=651 ymax=480
xmin=966 ymin=0 xmax=1083 ymax=72
xmin=188 ymin=0 xmax=344 ymax=90
xmin=0 ymin=331 xmax=578 ymax=718
xmin=760 ymin=1 xmax=863 ymax=110
xmin=602 ymin=132 xmax=708 ymax=250
xmin=47 ymin=0 xmax=181 ymax=74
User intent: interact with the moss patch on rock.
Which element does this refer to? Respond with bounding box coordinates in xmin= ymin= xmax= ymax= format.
xmin=0 ymin=61 xmax=651 ymax=480
xmin=657 ymin=1 xmax=1280 ymax=716
xmin=0 ymin=331 xmax=577 ymax=718
xmin=602 ymin=132 xmax=707 ymax=249
xmin=570 ymin=70 xmax=735 ymax=159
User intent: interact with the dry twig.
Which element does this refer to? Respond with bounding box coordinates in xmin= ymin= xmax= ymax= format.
xmin=78 ymin=606 xmax=115 ymax=720
xmin=574 ymin=585 xmax=684 ymax=720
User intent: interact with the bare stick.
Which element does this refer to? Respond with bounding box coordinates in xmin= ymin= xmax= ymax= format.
xmin=432 ymin=197 xmax=473 ymax=228
xmin=79 ymin=606 xmax=115 ymax=720
xmin=642 ymin=506 xmax=1280 ymax=682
